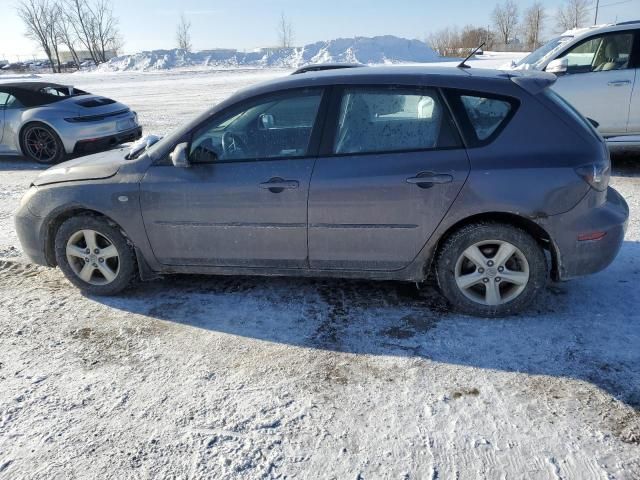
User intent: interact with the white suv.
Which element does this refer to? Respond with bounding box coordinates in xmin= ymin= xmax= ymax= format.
xmin=511 ymin=21 xmax=639 ymax=152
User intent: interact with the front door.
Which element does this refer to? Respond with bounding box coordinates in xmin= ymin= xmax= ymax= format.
xmin=308 ymin=86 xmax=470 ymax=271
xmin=140 ymin=87 xmax=326 ymax=268
xmin=551 ymin=31 xmax=636 ymax=136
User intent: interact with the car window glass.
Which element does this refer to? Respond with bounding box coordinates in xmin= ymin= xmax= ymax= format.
xmin=5 ymin=95 xmax=20 ymax=109
xmin=561 ymin=33 xmax=634 ymax=73
xmin=0 ymin=92 xmax=8 ymax=108
xmin=189 ymin=89 xmax=322 ymax=163
xmin=460 ymin=95 xmax=512 ymax=141
xmin=334 ymin=88 xmax=460 ymax=155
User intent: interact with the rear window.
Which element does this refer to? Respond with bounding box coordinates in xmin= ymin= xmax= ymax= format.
xmin=460 ymin=95 xmax=513 ymax=141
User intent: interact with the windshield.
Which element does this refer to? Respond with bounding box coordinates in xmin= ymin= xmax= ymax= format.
xmin=516 ymin=36 xmax=574 ymax=69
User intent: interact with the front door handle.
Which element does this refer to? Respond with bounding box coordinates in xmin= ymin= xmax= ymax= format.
xmin=608 ymin=80 xmax=631 ymax=87
xmin=259 ymin=177 xmax=299 ymax=193
xmin=406 ymin=172 xmax=453 ymax=188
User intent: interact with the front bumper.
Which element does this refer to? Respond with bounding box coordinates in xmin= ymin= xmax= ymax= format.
xmin=14 ymin=198 xmax=50 ymax=266
xmin=545 ymin=187 xmax=629 ymax=280
xmin=73 ymin=126 xmax=143 ymax=155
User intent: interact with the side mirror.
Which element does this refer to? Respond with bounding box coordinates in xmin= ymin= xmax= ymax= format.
xmin=170 ymin=142 xmax=191 ymax=168
xmin=258 ymin=113 xmax=275 ymax=130
xmin=546 ymin=58 xmax=568 ymax=75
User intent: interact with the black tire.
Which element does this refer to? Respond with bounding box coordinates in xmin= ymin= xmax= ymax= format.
xmin=54 ymin=215 xmax=137 ymax=295
xmin=435 ymin=223 xmax=547 ymax=318
xmin=20 ymin=123 xmax=66 ymax=164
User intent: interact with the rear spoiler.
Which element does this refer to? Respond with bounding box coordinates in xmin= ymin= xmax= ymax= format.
xmin=508 ymin=70 xmax=557 ymax=95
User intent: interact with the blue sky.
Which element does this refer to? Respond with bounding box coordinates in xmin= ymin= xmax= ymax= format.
xmin=1 ymin=0 xmax=638 ymax=60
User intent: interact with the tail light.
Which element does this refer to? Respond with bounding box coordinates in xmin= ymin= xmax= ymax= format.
xmin=575 ymin=161 xmax=610 ymax=192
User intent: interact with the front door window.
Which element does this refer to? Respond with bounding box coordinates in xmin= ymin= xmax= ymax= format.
xmin=561 ymin=33 xmax=634 ymax=74
xmin=189 ymin=89 xmax=323 ymax=164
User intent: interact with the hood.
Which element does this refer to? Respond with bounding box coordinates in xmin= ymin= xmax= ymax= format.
xmin=33 ymin=148 xmax=127 ymax=186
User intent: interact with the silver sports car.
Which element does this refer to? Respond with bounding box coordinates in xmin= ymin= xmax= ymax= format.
xmin=0 ymin=82 xmax=141 ymax=164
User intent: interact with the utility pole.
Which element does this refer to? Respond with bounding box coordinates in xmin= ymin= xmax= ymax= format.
xmin=594 ymin=0 xmax=600 ymax=24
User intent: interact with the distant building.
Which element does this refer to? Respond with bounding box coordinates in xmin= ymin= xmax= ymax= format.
xmin=58 ymin=50 xmax=118 ymax=63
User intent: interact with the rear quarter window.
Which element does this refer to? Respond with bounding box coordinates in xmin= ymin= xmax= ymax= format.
xmin=445 ymin=90 xmax=519 ymax=147
xmin=461 ymin=96 xmax=512 ymax=140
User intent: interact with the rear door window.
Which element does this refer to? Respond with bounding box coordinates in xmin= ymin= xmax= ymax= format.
xmin=332 ymin=87 xmax=461 ymax=155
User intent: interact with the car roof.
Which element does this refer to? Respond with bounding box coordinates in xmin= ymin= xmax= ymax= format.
xmin=0 ymin=81 xmax=70 ymax=92
xmin=0 ymin=82 xmax=73 ymax=107
xmin=561 ymin=20 xmax=640 ymax=39
xmin=231 ymin=65 xmax=552 ymax=101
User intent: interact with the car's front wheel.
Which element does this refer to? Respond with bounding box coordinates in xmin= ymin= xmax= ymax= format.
xmin=54 ymin=216 xmax=136 ymax=295
xmin=435 ymin=223 xmax=547 ymax=317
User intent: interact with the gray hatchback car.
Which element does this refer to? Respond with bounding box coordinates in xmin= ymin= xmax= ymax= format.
xmin=15 ymin=66 xmax=629 ymax=317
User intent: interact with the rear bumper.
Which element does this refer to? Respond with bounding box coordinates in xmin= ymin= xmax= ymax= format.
xmin=545 ymin=187 xmax=629 ymax=280
xmin=73 ymin=127 xmax=143 ymax=155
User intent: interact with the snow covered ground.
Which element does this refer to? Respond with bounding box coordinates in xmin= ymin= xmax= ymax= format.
xmin=0 ymin=66 xmax=639 ymax=479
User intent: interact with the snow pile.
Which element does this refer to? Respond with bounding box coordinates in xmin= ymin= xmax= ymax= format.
xmin=96 ymin=36 xmax=440 ymax=72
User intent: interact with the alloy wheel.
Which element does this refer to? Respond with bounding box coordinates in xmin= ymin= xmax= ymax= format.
xmin=65 ymin=229 xmax=120 ymax=285
xmin=454 ymin=240 xmax=530 ymax=306
xmin=24 ymin=126 xmax=59 ymax=163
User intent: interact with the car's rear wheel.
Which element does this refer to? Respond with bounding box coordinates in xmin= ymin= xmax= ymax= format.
xmin=21 ymin=123 xmax=65 ymax=164
xmin=435 ymin=223 xmax=547 ymax=317
xmin=54 ymin=216 xmax=136 ymax=295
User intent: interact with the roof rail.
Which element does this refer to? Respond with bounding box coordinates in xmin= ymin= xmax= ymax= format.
xmin=291 ymin=63 xmax=366 ymax=75
xmin=616 ymin=19 xmax=640 ymax=26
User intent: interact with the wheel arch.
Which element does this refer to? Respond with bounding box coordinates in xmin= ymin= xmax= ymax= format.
xmin=18 ymin=120 xmax=64 ymax=157
xmin=44 ymin=207 xmax=128 ymax=267
xmin=429 ymin=211 xmax=559 ymax=279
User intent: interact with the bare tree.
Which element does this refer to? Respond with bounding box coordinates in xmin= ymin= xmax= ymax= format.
xmin=64 ymin=0 xmax=121 ymax=64
xmin=556 ymin=0 xmax=592 ymax=32
xmin=522 ymin=2 xmax=546 ymax=50
xmin=176 ymin=13 xmax=192 ymax=51
xmin=43 ymin=3 xmax=62 ymax=71
xmin=55 ymin=5 xmax=80 ymax=67
xmin=17 ymin=0 xmax=58 ymax=72
xmin=65 ymin=0 xmax=97 ymax=63
xmin=90 ymin=0 xmax=121 ymax=62
xmin=460 ymin=25 xmax=496 ymax=50
xmin=492 ymin=0 xmax=519 ymax=46
xmin=277 ymin=12 xmax=294 ymax=48
xmin=427 ymin=27 xmax=461 ymax=57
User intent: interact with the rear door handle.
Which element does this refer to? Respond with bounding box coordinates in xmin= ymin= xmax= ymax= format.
xmin=259 ymin=177 xmax=299 ymax=193
xmin=608 ymin=80 xmax=631 ymax=87
xmin=406 ymin=173 xmax=453 ymax=188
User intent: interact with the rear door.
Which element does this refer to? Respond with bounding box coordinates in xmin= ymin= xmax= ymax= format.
xmin=308 ymin=86 xmax=469 ymax=271
xmin=551 ymin=30 xmax=636 ymax=136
